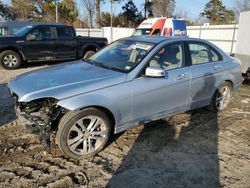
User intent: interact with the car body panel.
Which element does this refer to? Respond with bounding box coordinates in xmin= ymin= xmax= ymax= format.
xmin=8 ymin=60 xmax=127 ymax=102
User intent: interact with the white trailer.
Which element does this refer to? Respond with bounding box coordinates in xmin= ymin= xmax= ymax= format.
xmin=235 ymin=11 xmax=250 ymax=77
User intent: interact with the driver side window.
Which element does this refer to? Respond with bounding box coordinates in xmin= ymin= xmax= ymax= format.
xmin=28 ymin=27 xmax=52 ymax=41
xmin=149 ymin=43 xmax=184 ymax=71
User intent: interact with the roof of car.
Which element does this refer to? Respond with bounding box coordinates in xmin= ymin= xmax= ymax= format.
xmin=122 ymin=36 xmax=206 ymax=44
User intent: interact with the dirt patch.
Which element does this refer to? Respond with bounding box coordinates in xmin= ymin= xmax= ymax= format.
xmin=0 ymin=64 xmax=250 ymax=187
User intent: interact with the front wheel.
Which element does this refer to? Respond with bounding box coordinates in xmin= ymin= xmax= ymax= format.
xmin=56 ymin=108 xmax=111 ymax=159
xmin=0 ymin=50 xmax=22 ymax=70
xmin=209 ymin=82 xmax=232 ymax=112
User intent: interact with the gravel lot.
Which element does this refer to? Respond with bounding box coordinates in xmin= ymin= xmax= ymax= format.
xmin=0 ymin=63 xmax=250 ymax=188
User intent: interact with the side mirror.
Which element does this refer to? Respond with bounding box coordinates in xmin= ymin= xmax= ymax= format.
xmin=145 ymin=66 xmax=165 ymax=78
xmin=27 ymin=34 xmax=36 ymax=41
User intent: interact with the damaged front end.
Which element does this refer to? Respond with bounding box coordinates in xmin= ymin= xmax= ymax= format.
xmin=14 ymin=98 xmax=65 ymax=145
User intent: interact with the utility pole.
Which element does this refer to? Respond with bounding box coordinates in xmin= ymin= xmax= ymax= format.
xmin=56 ymin=3 xmax=58 ymax=23
xmin=110 ymin=0 xmax=113 ymax=42
xmin=110 ymin=0 xmax=118 ymax=42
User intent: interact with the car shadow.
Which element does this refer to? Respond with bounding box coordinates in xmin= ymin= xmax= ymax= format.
xmin=106 ymin=76 xmax=220 ymax=187
xmin=106 ymin=109 xmax=220 ymax=188
xmin=0 ymin=83 xmax=16 ymax=126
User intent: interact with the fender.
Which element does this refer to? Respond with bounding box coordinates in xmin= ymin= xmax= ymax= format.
xmin=57 ymin=93 xmax=122 ymax=125
xmin=0 ymin=46 xmax=26 ymax=61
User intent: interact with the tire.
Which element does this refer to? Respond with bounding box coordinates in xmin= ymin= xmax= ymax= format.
xmin=0 ymin=50 xmax=22 ymax=70
xmin=83 ymin=50 xmax=96 ymax=59
xmin=209 ymin=82 xmax=232 ymax=112
xmin=56 ymin=108 xmax=111 ymax=159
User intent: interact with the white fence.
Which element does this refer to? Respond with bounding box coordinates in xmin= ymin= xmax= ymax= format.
xmin=75 ymin=28 xmax=103 ymax=38
xmin=76 ymin=24 xmax=238 ymax=54
xmin=187 ymin=24 xmax=238 ymax=54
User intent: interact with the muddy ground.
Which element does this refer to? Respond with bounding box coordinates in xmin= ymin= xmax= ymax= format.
xmin=0 ymin=63 xmax=250 ymax=188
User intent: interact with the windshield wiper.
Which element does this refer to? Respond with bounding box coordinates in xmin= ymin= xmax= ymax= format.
xmin=83 ymin=59 xmax=94 ymax=65
xmin=92 ymin=61 xmax=127 ymax=73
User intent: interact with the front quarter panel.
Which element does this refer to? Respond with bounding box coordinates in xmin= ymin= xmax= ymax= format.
xmin=57 ymin=81 xmax=132 ymax=127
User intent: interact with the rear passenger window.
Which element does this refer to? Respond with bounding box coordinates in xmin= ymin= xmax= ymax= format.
xmin=211 ymin=48 xmax=220 ymax=62
xmin=189 ymin=43 xmax=210 ymax=65
xmin=57 ymin=27 xmax=74 ymax=38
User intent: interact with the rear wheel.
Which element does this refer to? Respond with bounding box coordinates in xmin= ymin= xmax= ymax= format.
xmin=209 ymin=82 xmax=232 ymax=112
xmin=0 ymin=50 xmax=22 ymax=69
xmin=56 ymin=108 xmax=111 ymax=159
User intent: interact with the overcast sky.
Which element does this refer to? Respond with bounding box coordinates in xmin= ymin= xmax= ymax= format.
xmin=2 ymin=0 xmax=235 ymax=20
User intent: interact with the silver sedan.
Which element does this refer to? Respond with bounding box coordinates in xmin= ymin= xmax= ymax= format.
xmin=8 ymin=36 xmax=242 ymax=159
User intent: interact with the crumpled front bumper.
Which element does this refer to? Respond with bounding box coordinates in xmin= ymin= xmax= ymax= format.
xmin=15 ymin=106 xmax=34 ymax=126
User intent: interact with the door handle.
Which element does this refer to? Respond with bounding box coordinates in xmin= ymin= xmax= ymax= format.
xmin=176 ymin=72 xmax=189 ymax=80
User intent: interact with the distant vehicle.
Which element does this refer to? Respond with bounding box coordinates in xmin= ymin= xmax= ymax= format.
xmin=8 ymin=36 xmax=242 ymax=159
xmin=0 ymin=21 xmax=63 ymax=37
xmin=234 ymin=11 xmax=250 ymax=80
xmin=0 ymin=24 xmax=108 ymax=69
xmin=132 ymin=17 xmax=187 ymax=37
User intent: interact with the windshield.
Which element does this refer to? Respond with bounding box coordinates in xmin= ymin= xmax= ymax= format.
xmin=14 ymin=26 xmax=33 ymax=36
xmin=87 ymin=40 xmax=155 ymax=73
xmin=132 ymin=29 xmax=152 ymax=36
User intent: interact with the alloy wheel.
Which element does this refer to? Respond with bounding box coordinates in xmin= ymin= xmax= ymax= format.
xmin=215 ymin=85 xmax=231 ymax=110
xmin=3 ymin=54 xmax=18 ymax=67
xmin=67 ymin=116 xmax=108 ymax=155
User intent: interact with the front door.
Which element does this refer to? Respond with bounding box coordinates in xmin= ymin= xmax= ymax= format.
xmin=21 ymin=26 xmax=54 ymax=61
xmin=131 ymin=42 xmax=191 ymax=122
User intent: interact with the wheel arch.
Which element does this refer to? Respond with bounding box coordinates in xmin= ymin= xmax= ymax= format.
xmin=0 ymin=47 xmax=25 ymax=61
xmin=79 ymin=105 xmax=116 ymax=127
xmin=80 ymin=44 xmax=100 ymax=57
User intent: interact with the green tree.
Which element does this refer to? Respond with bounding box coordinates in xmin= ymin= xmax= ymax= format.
xmin=100 ymin=12 xmax=125 ymax=27
xmin=59 ymin=0 xmax=78 ymax=25
xmin=201 ymin=0 xmax=236 ymax=24
xmin=100 ymin=12 xmax=111 ymax=27
xmin=11 ymin=0 xmax=37 ymax=20
xmin=121 ymin=0 xmax=144 ymax=27
xmin=151 ymin=0 xmax=175 ymax=17
xmin=0 ymin=1 xmax=15 ymax=20
xmin=144 ymin=0 xmax=153 ymax=18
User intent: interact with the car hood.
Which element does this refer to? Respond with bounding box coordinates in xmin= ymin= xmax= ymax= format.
xmin=0 ymin=36 xmax=22 ymax=42
xmin=8 ymin=60 xmax=127 ymax=102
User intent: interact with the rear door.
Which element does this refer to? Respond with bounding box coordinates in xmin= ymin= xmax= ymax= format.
xmin=186 ymin=41 xmax=223 ymax=109
xmin=22 ymin=26 xmax=54 ymax=60
xmin=53 ymin=26 xmax=78 ymax=59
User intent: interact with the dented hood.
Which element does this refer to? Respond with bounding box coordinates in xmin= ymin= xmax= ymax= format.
xmin=8 ymin=60 xmax=126 ymax=102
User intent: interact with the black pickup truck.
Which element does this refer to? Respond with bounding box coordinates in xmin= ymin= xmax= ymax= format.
xmin=0 ymin=24 xmax=108 ymax=69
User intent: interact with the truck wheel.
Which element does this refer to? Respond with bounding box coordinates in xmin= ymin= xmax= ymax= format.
xmin=0 ymin=50 xmax=22 ymax=70
xmin=83 ymin=50 xmax=96 ymax=59
xmin=56 ymin=108 xmax=111 ymax=159
xmin=209 ymin=82 xmax=232 ymax=112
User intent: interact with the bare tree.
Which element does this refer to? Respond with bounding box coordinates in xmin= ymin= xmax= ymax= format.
xmin=96 ymin=0 xmax=101 ymax=28
xmin=151 ymin=0 xmax=175 ymax=17
xmin=234 ymin=0 xmax=250 ymax=17
xmin=81 ymin=0 xmax=95 ymax=28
